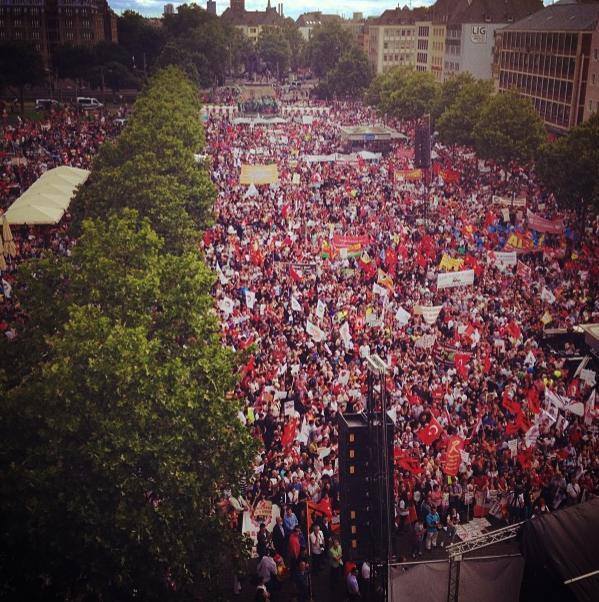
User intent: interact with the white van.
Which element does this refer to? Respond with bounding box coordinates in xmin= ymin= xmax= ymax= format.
xmin=76 ymin=97 xmax=104 ymax=110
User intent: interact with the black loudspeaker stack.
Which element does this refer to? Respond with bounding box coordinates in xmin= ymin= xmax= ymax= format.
xmin=338 ymin=412 xmax=395 ymax=562
xmin=414 ymin=118 xmax=431 ymax=169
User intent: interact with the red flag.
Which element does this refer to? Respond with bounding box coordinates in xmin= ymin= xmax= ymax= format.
xmin=527 ymin=387 xmax=541 ymax=414
xmin=454 ymin=352 xmax=470 ymax=380
xmin=502 ymin=391 xmax=521 ymax=416
xmin=506 ymin=321 xmax=522 ymax=340
xmin=417 ymin=416 xmax=444 ymax=446
xmin=483 ymin=352 xmax=491 ymax=374
xmin=394 ymin=448 xmax=423 ymax=475
xmin=281 ymin=418 xmax=299 ymax=448
xmin=442 ymin=436 xmax=464 ymax=476
xmin=281 ymin=203 xmax=290 ymax=219
xmin=289 ymin=265 xmax=303 ymax=283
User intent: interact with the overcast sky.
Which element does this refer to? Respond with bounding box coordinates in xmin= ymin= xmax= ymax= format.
xmin=111 ymin=0 xmax=552 ymax=20
xmin=111 ymin=0 xmax=434 ymax=19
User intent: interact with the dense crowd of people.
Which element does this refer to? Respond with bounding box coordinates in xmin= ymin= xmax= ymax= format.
xmin=1 ymin=89 xmax=597 ymax=601
xmin=202 ymin=98 xmax=598 ymax=598
xmin=0 ymin=105 xmax=126 ymax=339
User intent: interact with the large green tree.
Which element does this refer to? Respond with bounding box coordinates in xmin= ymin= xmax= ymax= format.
xmin=0 ymin=66 xmax=257 ymax=600
xmin=0 ymin=42 xmax=45 ymax=114
xmin=473 ymin=91 xmax=546 ymax=165
xmin=0 ymin=211 xmax=257 ymax=601
xmin=314 ymin=45 xmax=373 ymax=100
xmin=280 ymin=20 xmax=305 ymax=72
xmin=156 ymin=15 xmax=231 ymax=86
xmin=367 ymin=66 xmax=440 ymax=121
xmin=437 ymin=79 xmax=493 ymax=147
xmin=257 ymin=26 xmax=291 ymax=78
xmin=432 ymin=72 xmax=475 ymax=120
xmin=537 ymin=112 xmax=599 ymax=216
xmin=71 ymin=67 xmax=212 ymax=251
xmin=306 ymin=21 xmax=353 ymax=77
xmin=118 ymin=10 xmax=166 ymax=72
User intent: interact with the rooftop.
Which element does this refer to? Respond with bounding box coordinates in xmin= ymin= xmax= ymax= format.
xmin=501 ymin=0 xmax=599 ymax=31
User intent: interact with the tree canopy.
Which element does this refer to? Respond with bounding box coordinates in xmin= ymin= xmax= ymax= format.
xmin=473 ymin=90 xmax=546 ymax=166
xmin=0 ymin=42 xmax=45 ymax=114
xmin=306 ymin=21 xmax=353 ymax=77
xmin=257 ymin=26 xmax=291 ymax=77
xmin=367 ymin=66 xmax=440 ymax=121
xmin=0 ymin=67 xmax=257 ymax=601
xmin=537 ymin=112 xmax=599 ymax=215
xmin=313 ymin=45 xmax=373 ymax=100
xmin=437 ymin=79 xmax=493 ymax=147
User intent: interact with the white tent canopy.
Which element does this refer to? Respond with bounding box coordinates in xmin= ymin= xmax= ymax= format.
xmin=4 ymin=166 xmax=90 ymax=225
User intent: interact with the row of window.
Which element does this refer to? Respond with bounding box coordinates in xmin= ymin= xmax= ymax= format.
xmin=499 ymin=51 xmax=576 ymax=80
xmin=418 ymin=26 xmax=429 ymax=37
xmin=445 ymin=60 xmax=460 ymax=72
xmin=417 ymin=39 xmax=428 ymax=50
xmin=383 ymin=28 xmax=415 ymax=38
xmin=499 ymin=70 xmax=574 ymax=105
xmin=416 ymin=52 xmax=427 ymax=64
xmin=531 ymin=97 xmax=570 ymax=128
xmin=383 ymin=41 xmax=414 ymax=50
xmin=383 ymin=53 xmax=414 ymax=64
xmin=501 ymin=31 xmax=578 ymax=56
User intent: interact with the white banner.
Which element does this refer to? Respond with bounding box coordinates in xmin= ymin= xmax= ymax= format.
xmin=316 ymin=299 xmax=326 ymax=320
xmin=395 ymin=306 xmax=410 ymax=326
xmin=414 ymin=305 xmax=443 ymax=325
xmin=437 ymin=270 xmax=474 ymax=290
xmin=306 ymin=320 xmax=326 ymax=342
xmin=492 ymin=251 xmax=517 ymax=268
xmin=242 ymin=503 xmax=281 ymax=557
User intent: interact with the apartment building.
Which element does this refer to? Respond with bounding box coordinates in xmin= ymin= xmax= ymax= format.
xmin=0 ymin=0 xmax=117 ymax=63
xmin=367 ymin=6 xmax=429 ymax=74
xmin=296 ymin=11 xmax=341 ymax=41
xmin=221 ymin=0 xmax=285 ymax=44
xmin=494 ymin=0 xmax=599 ymax=133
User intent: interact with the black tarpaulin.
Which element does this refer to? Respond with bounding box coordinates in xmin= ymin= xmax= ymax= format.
xmin=521 ymin=498 xmax=599 ymax=602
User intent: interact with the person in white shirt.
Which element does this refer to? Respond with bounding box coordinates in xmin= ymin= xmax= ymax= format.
xmin=256 ymin=552 xmax=277 ymax=585
xmin=309 ymin=524 xmax=325 ymax=574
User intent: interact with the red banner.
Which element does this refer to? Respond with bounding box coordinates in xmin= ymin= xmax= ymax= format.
xmin=527 ymin=210 xmax=565 ymax=235
xmin=439 ymin=168 xmax=460 ymax=183
xmin=442 ymin=436 xmax=464 ymax=476
xmin=331 ymin=234 xmax=371 ymax=248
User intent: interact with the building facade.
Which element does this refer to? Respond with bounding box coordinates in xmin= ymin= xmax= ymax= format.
xmin=0 ymin=0 xmax=117 ymax=64
xmin=367 ymin=7 xmax=429 ymax=74
xmin=494 ymin=1 xmax=599 ymax=132
xmin=296 ymin=11 xmax=342 ymax=41
xmin=221 ymin=0 xmax=285 ymax=43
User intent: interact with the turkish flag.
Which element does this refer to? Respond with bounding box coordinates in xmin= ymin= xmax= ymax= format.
xmin=281 ymin=418 xmax=299 ymax=448
xmin=394 ymin=448 xmax=423 ymax=475
xmin=417 ymin=416 xmax=444 ymax=446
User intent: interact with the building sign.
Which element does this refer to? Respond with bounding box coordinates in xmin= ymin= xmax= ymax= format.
xmin=470 ymin=25 xmax=487 ymax=44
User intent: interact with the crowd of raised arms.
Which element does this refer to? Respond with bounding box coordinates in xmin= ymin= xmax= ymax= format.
xmin=0 ymin=89 xmax=597 ymax=600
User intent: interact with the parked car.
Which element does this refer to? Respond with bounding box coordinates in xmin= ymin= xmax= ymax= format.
xmin=35 ymin=99 xmax=61 ymax=111
xmin=76 ymin=97 xmax=104 ymax=110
